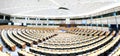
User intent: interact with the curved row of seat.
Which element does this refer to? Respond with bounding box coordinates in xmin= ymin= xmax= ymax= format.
xmin=37 ymin=28 xmax=109 ymax=49
xmin=111 ymin=47 xmax=120 ymax=56
xmin=18 ymin=49 xmax=40 ymax=56
xmin=79 ymin=32 xmax=120 ymax=56
xmin=0 ymin=25 xmax=58 ymax=56
xmin=17 ymin=30 xmax=39 ymax=44
xmin=29 ymin=31 xmax=116 ymax=55
xmin=1 ymin=30 xmax=16 ymax=51
xmin=0 ymin=51 xmax=11 ymax=56
xmin=12 ymin=30 xmax=33 ymax=47
xmin=7 ymin=30 xmax=26 ymax=49
xmin=23 ymin=29 xmax=57 ymax=42
xmin=66 ymin=28 xmax=105 ymax=36
xmin=0 ymin=25 xmax=119 ymax=56
xmin=38 ymin=36 xmax=103 ymax=49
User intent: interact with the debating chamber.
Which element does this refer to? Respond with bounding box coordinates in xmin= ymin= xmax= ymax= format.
xmin=0 ymin=0 xmax=120 ymax=56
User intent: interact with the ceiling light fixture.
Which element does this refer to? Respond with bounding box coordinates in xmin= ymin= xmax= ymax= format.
xmin=58 ymin=7 xmax=69 ymax=10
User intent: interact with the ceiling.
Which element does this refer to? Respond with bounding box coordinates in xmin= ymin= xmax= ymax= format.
xmin=0 ymin=0 xmax=120 ymax=18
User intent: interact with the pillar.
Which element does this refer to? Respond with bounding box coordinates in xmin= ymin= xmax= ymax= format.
xmin=113 ymin=9 xmax=118 ymax=29
xmin=90 ymin=16 xmax=93 ymax=28
xmin=101 ymin=15 xmax=103 ymax=30
xmin=47 ymin=18 xmax=49 ymax=26
xmin=3 ymin=15 xmax=6 ymax=20
xmin=36 ymin=18 xmax=38 ymax=26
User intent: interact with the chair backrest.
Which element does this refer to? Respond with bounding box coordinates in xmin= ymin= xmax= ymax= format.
xmin=105 ymin=31 xmax=110 ymax=36
xmin=111 ymin=31 xmax=116 ymax=36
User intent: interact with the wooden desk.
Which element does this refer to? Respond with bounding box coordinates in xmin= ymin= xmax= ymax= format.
xmin=18 ymin=49 xmax=35 ymax=56
xmin=0 ymin=44 xmax=3 ymax=51
xmin=0 ymin=51 xmax=10 ymax=56
xmin=17 ymin=31 xmax=38 ymax=44
xmin=1 ymin=30 xmax=16 ymax=51
xmin=112 ymin=47 xmax=120 ymax=56
xmin=7 ymin=30 xmax=26 ymax=49
xmin=12 ymin=31 xmax=33 ymax=47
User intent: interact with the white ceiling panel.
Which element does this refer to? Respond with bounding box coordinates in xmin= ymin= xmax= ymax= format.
xmin=0 ymin=0 xmax=119 ymax=18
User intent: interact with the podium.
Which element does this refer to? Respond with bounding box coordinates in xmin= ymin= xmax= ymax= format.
xmin=60 ymin=24 xmax=77 ymax=28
